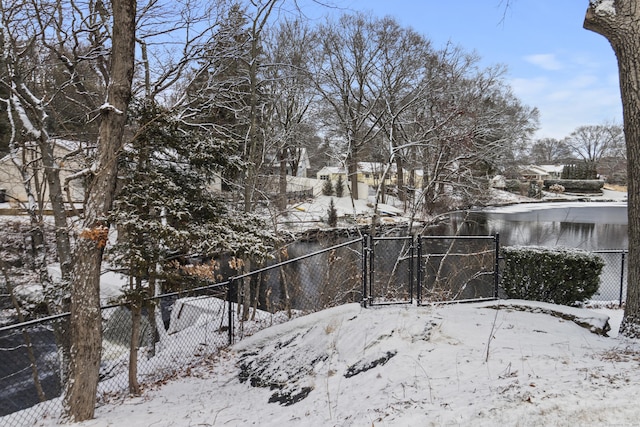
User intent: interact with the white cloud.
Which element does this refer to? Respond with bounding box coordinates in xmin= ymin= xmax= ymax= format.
xmin=568 ymin=74 xmax=598 ymax=88
xmin=524 ymin=53 xmax=564 ymax=71
xmin=509 ymin=76 xmax=550 ymax=97
xmin=510 ymin=72 xmax=622 ymax=140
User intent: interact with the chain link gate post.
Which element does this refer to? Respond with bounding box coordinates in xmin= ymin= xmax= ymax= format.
xmin=494 ymin=233 xmax=500 ymax=299
xmin=620 ymin=251 xmax=626 ymax=307
xmin=228 ymin=278 xmax=235 ymax=345
xmin=409 ymin=236 xmax=415 ymax=304
xmin=416 ymin=236 xmax=423 ymax=305
xmin=362 ymin=235 xmax=368 ymax=307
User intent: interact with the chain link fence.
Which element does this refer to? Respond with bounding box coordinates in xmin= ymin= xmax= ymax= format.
xmin=364 ymin=235 xmax=500 ymax=306
xmin=0 ymin=236 xmax=629 ymax=427
xmin=0 ymin=238 xmax=363 ymax=426
xmin=591 ymin=250 xmax=628 ymax=306
xmin=417 ymin=235 xmax=500 ymax=304
xmin=363 ymin=236 xmax=415 ymax=306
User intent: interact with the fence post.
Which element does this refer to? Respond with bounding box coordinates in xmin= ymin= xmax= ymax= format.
xmin=368 ymin=234 xmax=374 ymax=305
xmin=494 ymin=233 xmax=500 ymax=299
xmin=416 ymin=236 xmax=423 ymax=305
xmin=620 ymin=252 xmax=626 ymax=307
xmin=228 ymin=279 xmax=235 ymax=345
xmin=409 ymin=236 xmax=415 ymax=304
xmin=362 ymin=235 xmax=368 ymax=308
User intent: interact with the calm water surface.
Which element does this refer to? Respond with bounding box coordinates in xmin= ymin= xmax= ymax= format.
xmin=449 ymin=202 xmax=628 ymax=250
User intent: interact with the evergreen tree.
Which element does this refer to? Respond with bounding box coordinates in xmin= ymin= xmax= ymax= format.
xmin=322 ymin=179 xmax=334 ymax=196
xmin=109 ymin=100 xmax=276 ymax=392
xmin=111 ymin=100 xmax=275 ymax=284
xmin=327 ymin=198 xmax=338 ymax=227
xmin=335 ymin=175 xmax=345 ymax=197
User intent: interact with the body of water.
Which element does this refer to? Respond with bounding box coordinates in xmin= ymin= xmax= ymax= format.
xmin=447 ymin=201 xmax=628 ymax=302
xmin=449 ymin=202 xmax=628 ymax=250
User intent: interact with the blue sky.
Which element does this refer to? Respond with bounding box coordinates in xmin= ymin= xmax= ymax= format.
xmin=304 ymin=0 xmax=622 ymax=140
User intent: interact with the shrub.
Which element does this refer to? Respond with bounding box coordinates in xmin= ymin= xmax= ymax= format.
xmin=322 ymin=179 xmax=334 ymax=196
xmin=327 ymin=198 xmax=338 ymax=227
xmin=335 ymin=175 xmax=345 ymax=197
xmin=543 ymin=179 xmax=604 ymax=193
xmin=500 ymin=246 xmax=604 ymax=306
xmin=549 ymin=183 xmax=565 ymax=194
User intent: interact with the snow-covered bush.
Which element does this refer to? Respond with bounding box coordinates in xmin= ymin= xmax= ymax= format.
xmin=500 ymin=246 xmax=604 ymax=306
xmin=548 ymin=183 xmax=565 ymax=194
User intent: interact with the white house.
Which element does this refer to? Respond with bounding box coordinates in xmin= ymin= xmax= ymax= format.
xmin=0 ymin=139 xmax=88 ymax=206
xmin=519 ymin=164 xmax=564 ymax=181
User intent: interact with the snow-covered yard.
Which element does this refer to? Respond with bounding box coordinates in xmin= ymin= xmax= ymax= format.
xmin=37 ymin=300 xmax=640 ymax=427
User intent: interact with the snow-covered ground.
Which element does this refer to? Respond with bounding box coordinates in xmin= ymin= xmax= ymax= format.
xmin=34 ymin=300 xmax=640 ymax=427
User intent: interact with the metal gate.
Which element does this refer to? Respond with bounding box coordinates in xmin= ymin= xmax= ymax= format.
xmin=363 ymin=234 xmax=500 ymax=306
xmin=363 ymin=235 xmax=415 ymax=306
xmin=417 ymin=235 xmax=500 ymax=305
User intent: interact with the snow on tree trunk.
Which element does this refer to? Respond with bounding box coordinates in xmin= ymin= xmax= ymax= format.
xmin=129 ymin=300 xmax=141 ymax=395
xmin=584 ymin=0 xmax=640 ymax=337
xmin=63 ymin=0 xmax=136 ymax=421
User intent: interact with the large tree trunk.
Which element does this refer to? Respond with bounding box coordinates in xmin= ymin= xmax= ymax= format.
xmin=63 ymin=0 xmax=136 ymax=421
xmin=279 ymin=149 xmax=288 ymax=213
xmin=347 ymin=150 xmax=359 ymax=200
xmin=584 ymin=0 xmax=640 ymax=337
xmin=129 ymin=299 xmax=142 ymax=395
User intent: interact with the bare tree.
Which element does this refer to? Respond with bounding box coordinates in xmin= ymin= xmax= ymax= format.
xmin=395 ymin=44 xmax=537 ymax=216
xmin=0 ymin=0 xmax=81 ymax=285
xmin=311 ymin=12 xmax=384 ymax=201
xmin=262 ymin=18 xmax=318 ymax=214
xmin=528 ymin=137 xmax=573 ymax=164
xmin=563 ymin=123 xmax=624 ymax=170
xmin=369 ymin=18 xmax=433 ymax=209
xmin=0 ymin=0 xmax=101 ymax=398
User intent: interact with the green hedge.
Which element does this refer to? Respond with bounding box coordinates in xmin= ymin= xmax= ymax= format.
xmin=543 ymin=179 xmax=604 ymax=193
xmin=500 ymin=246 xmax=604 ymax=306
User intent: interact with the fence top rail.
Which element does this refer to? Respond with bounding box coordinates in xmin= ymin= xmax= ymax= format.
xmin=0 ymin=279 xmax=232 ymax=333
xmin=232 ymin=237 xmax=363 ymax=282
xmin=148 ymin=280 xmax=231 ymax=301
xmin=592 ymin=249 xmax=628 ymax=254
xmin=371 ymin=236 xmax=413 ymax=241
xmin=420 ymin=235 xmax=496 ymax=240
xmin=0 ymin=311 xmax=70 ymax=333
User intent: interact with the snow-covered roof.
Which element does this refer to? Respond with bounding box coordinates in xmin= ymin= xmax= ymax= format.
xmin=357 ymin=162 xmax=392 ymax=173
xmin=0 ymin=138 xmax=86 ymax=163
xmin=316 ymin=166 xmax=344 ymax=175
xmin=519 ymin=164 xmax=563 ymax=175
xmin=539 ymin=164 xmax=564 ymax=173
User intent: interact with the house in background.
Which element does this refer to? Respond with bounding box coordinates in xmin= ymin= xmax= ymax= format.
xmin=315 ymin=165 xmax=368 ymax=199
xmin=264 ymin=147 xmax=311 ymax=178
xmin=316 ymin=162 xmax=430 ymax=199
xmin=519 ymin=164 xmax=564 ymax=181
xmin=316 ymin=162 xmax=399 ymax=186
xmin=316 ymin=165 xmax=344 ymax=183
xmin=0 ymin=139 xmax=87 ymax=206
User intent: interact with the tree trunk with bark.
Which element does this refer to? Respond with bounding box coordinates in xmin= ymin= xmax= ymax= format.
xmin=279 ymin=149 xmax=288 ymax=213
xmin=129 ymin=296 xmax=141 ymax=395
xmin=584 ymin=0 xmax=640 ymax=337
xmin=39 ymin=139 xmax=74 ymax=279
xmin=347 ymin=150 xmax=360 ymax=200
xmin=63 ymin=0 xmax=136 ymax=421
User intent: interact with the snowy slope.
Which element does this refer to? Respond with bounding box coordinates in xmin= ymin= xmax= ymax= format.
xmin=41 ymin=300 xmax=640 ymax=427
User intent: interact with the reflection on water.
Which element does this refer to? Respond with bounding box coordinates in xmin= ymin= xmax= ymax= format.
xmin=448 ymin=202 xmax=628 ymax=250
